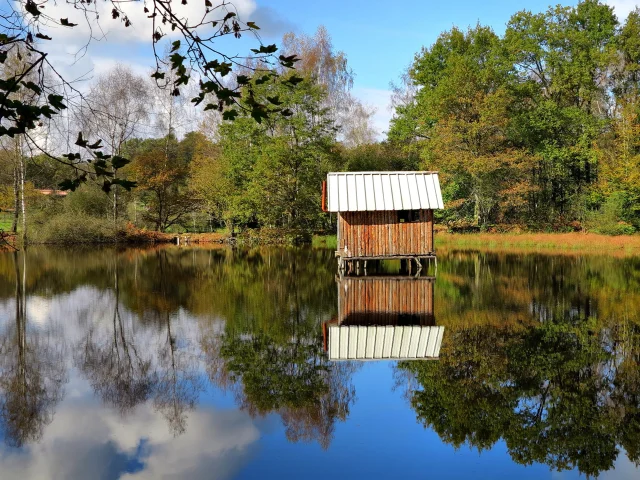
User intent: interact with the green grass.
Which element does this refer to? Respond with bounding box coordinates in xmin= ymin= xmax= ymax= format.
xmin=312 ymin=234 xmax=337 ymax=250
xmin=434 ymin=231 xmax=640 ymax=255
xmin=0 ymin=212 xmax=14 ymax=232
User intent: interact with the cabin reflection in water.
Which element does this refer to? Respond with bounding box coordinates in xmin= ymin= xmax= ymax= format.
xmin=324 ymin=276 xmax=443 ymax=361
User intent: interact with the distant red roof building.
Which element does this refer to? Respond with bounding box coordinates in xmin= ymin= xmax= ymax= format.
xmin=37 ymin=189 xmax=68 ymax=197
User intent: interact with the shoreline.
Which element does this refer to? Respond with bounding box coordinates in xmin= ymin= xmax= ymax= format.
xmin=3 ymin=230 xmax=640 ymax=256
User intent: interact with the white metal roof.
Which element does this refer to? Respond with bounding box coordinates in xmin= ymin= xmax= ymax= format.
xmin=328 ymin=325 xmax=444 ymax=361
xmin=326 ymin=171 xmax=444 ymax=212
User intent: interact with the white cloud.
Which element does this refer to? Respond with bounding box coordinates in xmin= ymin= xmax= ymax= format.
xmin=88 ymin=55 xmax=151 ymax=79
xmin=0 ymin=401 xmax=260 ymax=480
xmin=38 ymin=0 xmax=257 ymax=44
xmin=605 ymin=1 xmax=639 ymax=21
xmin=551 ymin=449 xmax=640 ymax=479
xmin=30 ymin=0 xmax=293 ymax=94
xmin=25 ymin=296 xmax=51 ymax=327
xmin=351 ymin=87 xmax=394 ymax=140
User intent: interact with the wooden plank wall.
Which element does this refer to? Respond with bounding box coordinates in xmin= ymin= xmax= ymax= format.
xmin=337 ymin=211 xmax=434 ymax=257
xmin=338 ymin=277 xmax=435 ymax=326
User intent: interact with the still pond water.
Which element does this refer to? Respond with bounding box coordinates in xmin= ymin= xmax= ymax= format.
xmin=0 ymin=245 xmax=639 ymax=479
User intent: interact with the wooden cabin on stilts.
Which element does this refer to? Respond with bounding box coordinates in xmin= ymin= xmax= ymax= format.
xmin=323 ymin=171 xmax=444 ymax=273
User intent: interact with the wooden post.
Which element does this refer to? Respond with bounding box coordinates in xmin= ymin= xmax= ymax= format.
xmin=323 ymin=322 xmax=328 ymax=352
xmin=321 ymin=181 xmax=327 ymax=212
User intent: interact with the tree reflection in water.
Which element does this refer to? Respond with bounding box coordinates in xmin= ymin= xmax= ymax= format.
xmin=0 ymin=251 xmax=66 ymax=447
xmin=75 ymin=261 xmax=156 ymax=415
xmin=394 ymin=251 xmax=640 ymax=477
xmin=74 ymin=249 xmax=204 ymax=436
xmin=152 ymin=250 xmax=204 ymax=436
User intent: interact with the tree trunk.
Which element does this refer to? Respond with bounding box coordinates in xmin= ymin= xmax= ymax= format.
xmin=11 ymin=163 xmax=19 ymax=234
xmin=474 ymin=191 xmax=480 ymax=226
xmin=19 ymin=155 xmax=27 ymax=245
xmin=113 ymin=170 xmax=118 ymax=225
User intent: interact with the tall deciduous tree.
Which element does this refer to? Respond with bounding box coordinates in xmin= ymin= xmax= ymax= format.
xmin=216 ymin=69 xmax=337 ymax=232
xmin=391 ymin=25 xmax=536 ymax=226
xmin=130 ymin=134 xmax=195 ymax=232
xmin=282 ymin=26 xmax=378 ymax=146
xmin=78 ymin=66 xmax=151 ymax=221
xmin=389 ymin=0 xmax=636 ymax=230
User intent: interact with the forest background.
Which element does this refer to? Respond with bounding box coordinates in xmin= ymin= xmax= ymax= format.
xmin=3 ymin=0 xmax=640 ymax=244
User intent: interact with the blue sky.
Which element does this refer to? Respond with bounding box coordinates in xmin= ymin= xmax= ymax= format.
xmin=49 ymin=0 xmax=638 ymax=137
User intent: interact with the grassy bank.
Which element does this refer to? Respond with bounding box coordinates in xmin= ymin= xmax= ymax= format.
xmin=437 ymin=232 xmax=640 ymax=255
xmin=312 ymin=232 xmax=640 ymax=256
xmin=311 ymin=234 xmax=337 ymax=250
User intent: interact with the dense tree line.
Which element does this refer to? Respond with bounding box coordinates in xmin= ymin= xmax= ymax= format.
xmin=0 ymin=27 xmax=410 ymax=242
xmin=4 ymin=2 xmax=640 ymax=243
xmin=390 ymin=1 xmax=640 ymax=233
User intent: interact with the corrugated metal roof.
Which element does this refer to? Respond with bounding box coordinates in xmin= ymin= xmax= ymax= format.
xmin=328 ymin=325 xmax=444 ymax=361
xmin=327 ymin=172 xmax=444 ymax=212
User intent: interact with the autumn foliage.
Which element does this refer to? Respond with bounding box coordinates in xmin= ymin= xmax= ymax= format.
xmin=390 ymin=2 xmax=640 ymax=233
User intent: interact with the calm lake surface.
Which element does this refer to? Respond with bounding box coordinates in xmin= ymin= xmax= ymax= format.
xmin=1 ymin=245 xmax=639 ymax=479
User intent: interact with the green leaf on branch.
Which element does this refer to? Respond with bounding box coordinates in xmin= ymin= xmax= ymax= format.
xmin=250 ymin=44 xmax=278 ymax=55
xmin=169 ymin=53 xmax=186 ymax=68
xmin=111 ymin=155 xmax=129 ymax=169
xmin=279 ymin=54 xmax=299 ymax=64
xmin=213 ymin=62 xmax=232 ymax=77
xmin=171 ymin=40 xmax=181 ymax=52
xmin=62 ymin=152 xmax=81 ymax=161
xmin=25 ymin=0 xmax=40 ymax=17
xmin=48 ymin=94 xmax=66 ymax=110
xmin=255 ymin=74 xmax=273 ymax=85
xmin=251 ymin=107 xmax=268 ymax=123
xmin=283 ymin=75 xmax=304 ymax=87
xmin=58 ymin=175 xmax=86 ymax=192
xmin=217 ymin=87 xmax=241 ymax=102
xmin=39 ymin=105 xmax=55 ymax=119
xmin=23 ymin=81 xmax=41 ymax=94
xmin=222 ymin=110 xmax=239 ymax=121
xmin=111 ymin=179 xmax=137 ymax=191
xmin=75 ymin=132 xmax=88 ymax=148
xmin=246 ymin=21 xmax=259 ymax=30
xmin=94 ymin=159 xmax=108 ymax=170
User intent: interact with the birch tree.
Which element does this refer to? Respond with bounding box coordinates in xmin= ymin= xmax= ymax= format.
xmin=78 ymin=66 xmax=151 ymax=222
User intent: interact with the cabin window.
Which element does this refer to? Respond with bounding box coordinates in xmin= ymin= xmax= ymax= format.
xmin=398 ymin=210 xmax=420 ymax=223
